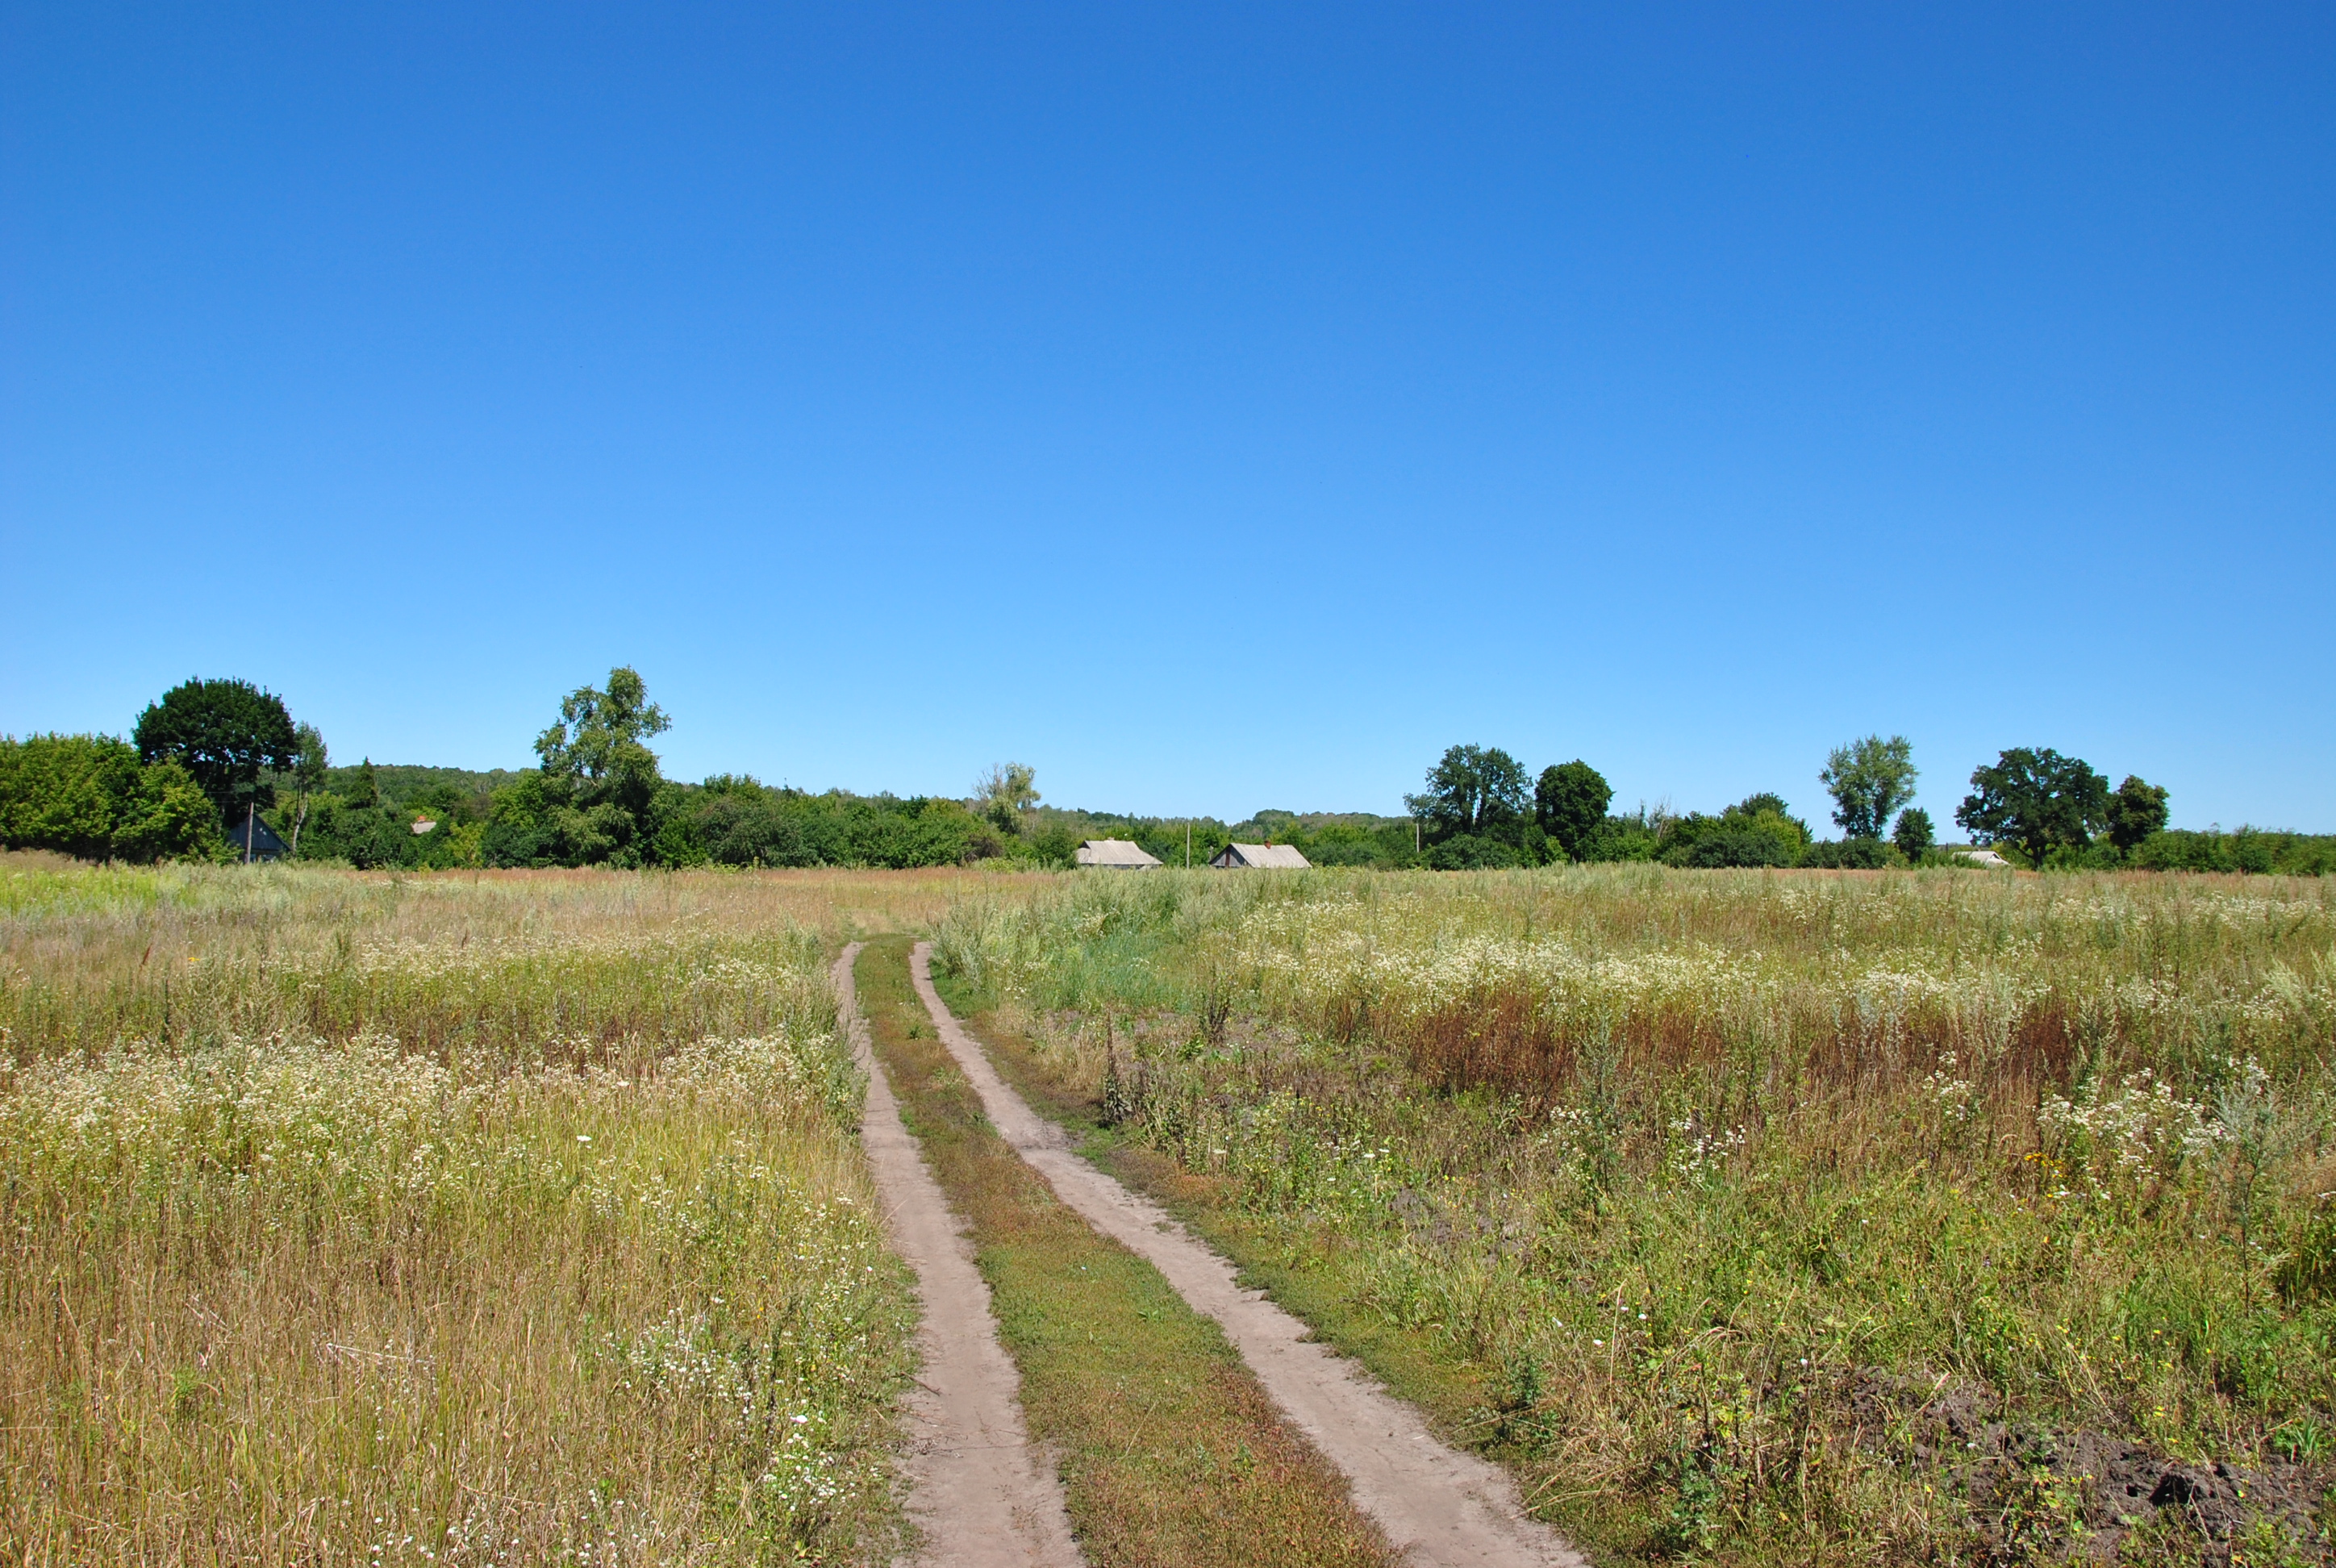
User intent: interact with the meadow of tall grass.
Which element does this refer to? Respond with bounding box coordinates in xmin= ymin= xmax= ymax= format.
xmin=932 ymin=866 xmax=2336 ymax=1563
xmin=0 ymin=857 xmax=979 ymax=1566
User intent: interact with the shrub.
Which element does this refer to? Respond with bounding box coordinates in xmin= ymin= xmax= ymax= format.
xmin=1662 ymin=796 xmax=1808 ymax=868
xmin=2134 ymin=829 xmax=2336 ymax=877
xmin=0 ymin=735 xmax=227 ymax=863
xmin=1799 ymin=837 xmax=1899 ymax=869
xmin=1579 ymin=812 xmax=1662 ymax=862
xmin=693 ymin=791 xmax=813 ymax=867
xmin=1683 ymin=829 xmax=1796 ymax=868
xmin=1426 ymin=833 xmax=1525 ymax=870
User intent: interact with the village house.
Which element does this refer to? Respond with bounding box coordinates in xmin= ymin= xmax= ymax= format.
xmin=225 ymin=814 xmax=290 ymax=861
xmin=1208 ymin=842 xmax=1311 ymax=869
xmin=1074 ymin=839 xmax=1164 ymax=870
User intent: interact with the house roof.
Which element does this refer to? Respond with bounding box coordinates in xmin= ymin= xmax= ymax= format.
xmin=1215 ymin=842 xmax=1312 ymax=869
xmin=225 ymin=815 xmax=289 ymax=856
xmin=1075 ymin=838 xmax=1164 ymax=869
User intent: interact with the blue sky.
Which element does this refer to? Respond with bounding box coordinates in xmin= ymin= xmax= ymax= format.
xmin=4 ymin=3 xmax=2331 ymax=831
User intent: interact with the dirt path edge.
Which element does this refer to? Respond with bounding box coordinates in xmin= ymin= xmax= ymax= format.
xmin=835 ymin=943 xmax=1082 ymax=1568
xmin=907 ymin=943 xmax=1586 ymax=1568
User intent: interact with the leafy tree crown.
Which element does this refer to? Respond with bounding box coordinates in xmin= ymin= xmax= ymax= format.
xmin=1819 ymin=735 xmax=1918 ymax=840
xmin=1534 ymin=761 xmax=1612 ymax=860
xmin=1405 ymin=744 xmax=1529 ymax=842
xmin=1955 ymin=748 xmax=2110 ymax=866
xmin=535 ymin=667 xmax=670 ymax=808
xmin=2109 ymin=775 xmax=2170 ymax=852
xmin=976 ymin=762 xmax=1040 ymax=834
xmin=133 ymin=678 xmax=298 ymax=824
xmin=290 ymin=724 xmax=328 ymax=791
xmin=1892 ymin=807 xmax=1935 ymax=861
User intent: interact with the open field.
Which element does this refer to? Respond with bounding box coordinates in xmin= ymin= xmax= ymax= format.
xmin=932 ymin=865 xmax=2336 ymax=1564
xmin=9 ymin=853 xmax=2332 ymax=1565
xmin=0 ymin=858 xmax=1007 ymax=1565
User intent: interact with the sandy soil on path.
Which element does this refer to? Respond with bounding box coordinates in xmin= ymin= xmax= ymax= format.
xmin=907 ymin=944 xmax=1586 ymax=1568
xmin=834 ymin=945 xmax=1081 ymax=1568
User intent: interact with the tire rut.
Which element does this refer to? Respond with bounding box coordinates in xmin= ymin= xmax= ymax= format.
xmin=834 ymin=944 xmax=1081 ymax=1568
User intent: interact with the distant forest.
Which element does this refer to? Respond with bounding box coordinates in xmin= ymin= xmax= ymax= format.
xmin=4 ymin=669 xmax=2330 ymax=874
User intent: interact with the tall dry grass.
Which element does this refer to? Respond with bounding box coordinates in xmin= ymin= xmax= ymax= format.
xmin=0 ymin=858 xmax=1006 ymax=1566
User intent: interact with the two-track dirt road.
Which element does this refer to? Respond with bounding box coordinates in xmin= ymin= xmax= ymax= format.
xmin=834 ymin=944 xmax=1081 ymax=1568
xmin=836 ymin=936 xmax=1582 ymax=1566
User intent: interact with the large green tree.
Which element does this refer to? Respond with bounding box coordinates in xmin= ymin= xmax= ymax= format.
xmin=486 ymin=667 xmax=671 ymax=867
xmin=975 ymin=762 xmax=1040 ymax=835
xmin=1406 ymin=744 xmax=1529 ymax=843
xmin=1955 ymin=748 xmax=2110 ymax=867
xmin=133 ymin=678 xmax=298 ymax=826
xmin=1819 ymin=734 xmax=1918 ymax=840
xmin=1892 ymin=807 xmax=1934 ymax=861
xmin=2107 ymin=775 xmax=2170 ymax=853
xmin=1534 ymin=760 xmax=1612 ymax=861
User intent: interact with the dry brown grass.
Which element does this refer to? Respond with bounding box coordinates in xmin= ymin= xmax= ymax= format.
xmin=0 ymin=858 xmax=1044 ymax=1566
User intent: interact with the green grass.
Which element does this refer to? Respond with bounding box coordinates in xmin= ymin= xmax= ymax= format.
xmin=928 ymin=865 xmax=2336 ymax=1565
xmin=854 ymin=935 xmax=1391 ymax=1568
xmin=933 ymin=965 xmax=1538 ymax=1537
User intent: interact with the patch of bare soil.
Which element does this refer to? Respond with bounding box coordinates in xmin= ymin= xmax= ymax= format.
xmin=1850 ymin=1371 xmax=2333 ymax=1563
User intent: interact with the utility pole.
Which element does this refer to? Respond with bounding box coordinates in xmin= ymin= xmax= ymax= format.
xmin=245 ymin=803 xmax=255 ymax=865
xmin=1186 ymin=821 xmax=1191 ymax=869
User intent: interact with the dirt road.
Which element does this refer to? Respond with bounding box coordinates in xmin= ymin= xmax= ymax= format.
xmin=833 ymin=944 xmax=1080 ymax=1568
xmin=907 ymin=943 xmax=1585 ymax=1568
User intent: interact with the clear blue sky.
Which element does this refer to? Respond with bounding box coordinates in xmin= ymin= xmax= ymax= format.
xmin=5 ymin=4 xmax=2331 ymax=832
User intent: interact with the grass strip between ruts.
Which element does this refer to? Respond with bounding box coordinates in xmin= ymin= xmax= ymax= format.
xmin=919 ymin=965 xmax=1608 ymax=1547
xmin=855 ymin=936 xmax=1392 ymax=1568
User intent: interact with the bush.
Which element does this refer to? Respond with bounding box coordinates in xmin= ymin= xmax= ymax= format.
xmin=1661 ymin=795 xmax=1810 ymax=869
xmin=1799 ymin=838 xmax=1900 ymax=870
xmin=636 ymin=781 xmax=997 ymax=870
xmin=2132 ymin=829 xmax=2336 ymax=876
xmin=0 ymin=735 xmax=227 ymax=863
xmin=1580 ymin=814 xmax=1662 ymax=862
xmin=1426 ymin=834 xmax=1525 ymax=870
xmin=694 ymin=792 xmax=813 ymax=867
xmin=1683 ymin=830 xmax=1796 ymax=868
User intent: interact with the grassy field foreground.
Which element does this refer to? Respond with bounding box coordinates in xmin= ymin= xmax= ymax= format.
xmin=934 ymin=865 xmax=2336 ymax=1566
xmin=0 ymin=860 xmax=976 ymax=1566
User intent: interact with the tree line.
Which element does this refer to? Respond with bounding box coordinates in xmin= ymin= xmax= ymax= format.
xmin=0 ymin=669 xmax=1020 ymax=871
xmin=0 ymin=678 xmax=317 ymax=864
xmin=1387 ymin=736 xmax=2333 ymax=874
xmin=5 ymin=676 xmax=2330 ymax=874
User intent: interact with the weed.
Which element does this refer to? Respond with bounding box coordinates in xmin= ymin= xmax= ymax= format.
xmin=0 ymin=857 xmax=952 ymax=1563
xmin=931 ymin=865 xmax=2336 ymax=1562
